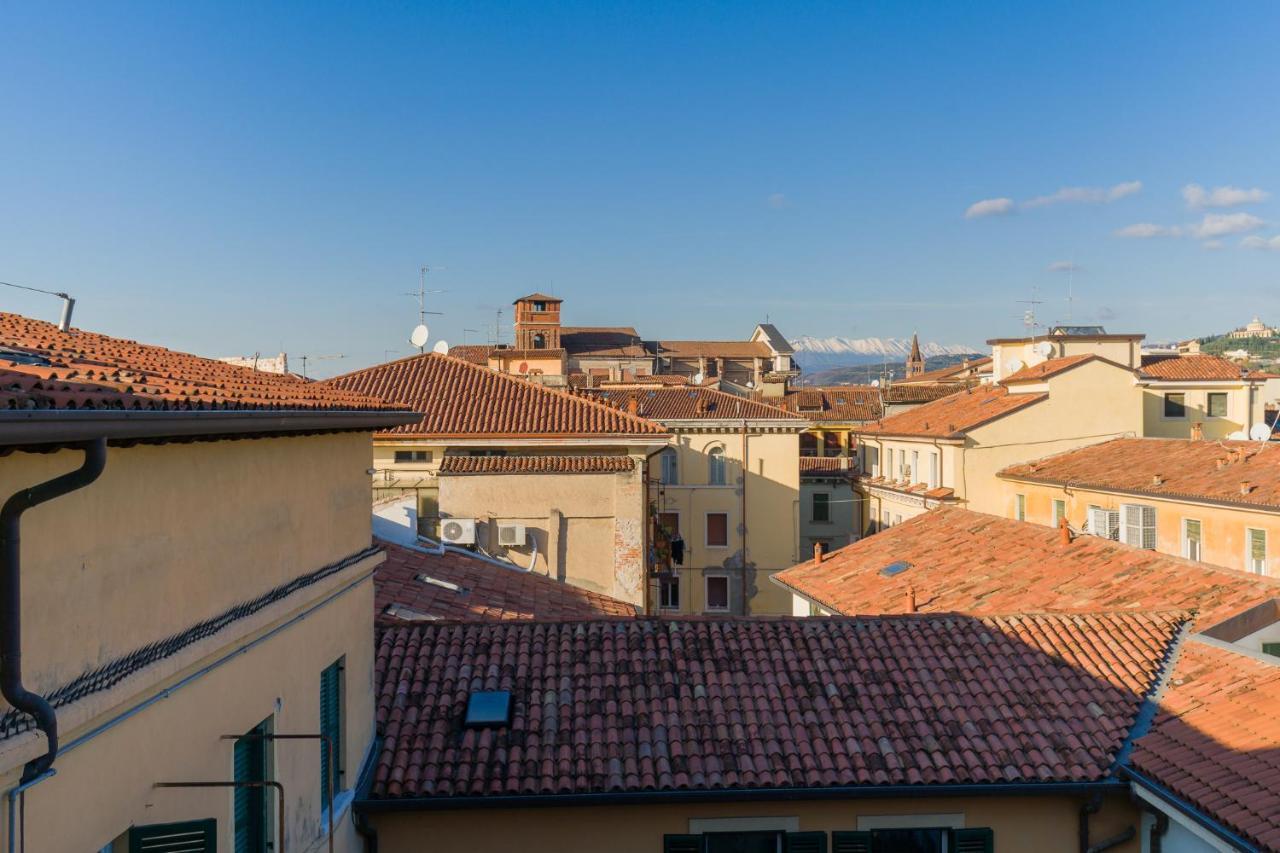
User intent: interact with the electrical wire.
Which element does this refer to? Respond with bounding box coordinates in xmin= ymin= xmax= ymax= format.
xmin=0 ymin=280 xmax=69 ymax=299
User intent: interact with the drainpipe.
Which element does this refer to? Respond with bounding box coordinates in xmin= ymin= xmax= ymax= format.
xmin=740 ymin=420 xmax=749 ymax=616
xmin=155 ymin=781 xmax=285 ymax=852
xmin=1 ymin=438 xmax=107 ymax=782
xmin=1078 ymin=793 xmax=1136 ymax=853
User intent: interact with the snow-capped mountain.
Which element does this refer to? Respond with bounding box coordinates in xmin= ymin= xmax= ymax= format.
xmin=789 ymin=336 xmax=982 ymax=370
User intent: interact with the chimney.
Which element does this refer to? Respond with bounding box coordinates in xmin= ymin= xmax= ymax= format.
xmin=1059 ymin=516 xmax=1072 ymax=546
xmin=813 ymin=542 xmax=825 ymax=564
xmin=627 ymin=397 xmax=639 ymax=416
xmin=1241 ymin=481 xmax=1252 ymax=496
xmin=1152 ymin=474 xmax=1163 ymax=487
xmin=905 ymin=585 xmax=917 ymax=613
xmin=1190 ymin=422 xmax=1204 ymax=441
xmin=1217 ymin=458 xmax=1227 ymax=470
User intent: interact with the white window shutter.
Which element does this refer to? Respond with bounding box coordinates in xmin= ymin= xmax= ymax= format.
xmin=1141 ymin=505 xmax=1157 ymax=550
xmin=1106 ymin=509 xmax=1120 ymax=540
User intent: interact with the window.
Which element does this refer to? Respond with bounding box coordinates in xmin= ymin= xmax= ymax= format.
xmin=1088 ymin=505 xmax=1120 ymax=540
xmin=1248 ymin=528 xmax=1268 ymax=574
xmin=1015 ymin=494 xmax=1026 ymax=521
xmin=658 ymin=512 xmax=680 ymax=537
xmin=1120 ymin=503 xmax=1157 ymax=550
xmin=1263 ymin=642 xmax=1280 ymax=659
xmin=234 ymin=719 xmax=271 ymax=853
xmin=881 ymin=510 xmax=891 ymax=530
xmin=910 ymin=451 xmax=919 ymax=483
xmin=893 ymin=514 xmax=902 ymax=526
xmin=708 ymin=447 xmax=726 ymax=485
xmin=664 ymin=831 xmax=827 ymax=853
xmin=1207 ymin=392 xmax=1228 ymax=418
xmin=1052 ymin=499 xmax=1066 ymax=527
xmin=393 ymin=450 xmax=431 ymax=464
xmin=128 ymin=821 xmax=216 ymax=853
xmin=706 ymin=513 xmax=729 ymax=548
xmin=830 ymin=828 xmax=994 ymax=853
xmin=812 ymin=493 xmax=831 ymax=523
xmin=886 ymin=449 xmax=894 ymax=480
xmin=1164 ymin=393 xmax=1187 ymax=418
xmin=704 ymin=575 xmax=730 ymax=612
xmin=928 ymin=452 xmax=939 ymax=490
xmin=532 ymin=333 xmax=546 ymax=349
xmin=659 ymin=575 xmax=680 ymax=610
xmin=660 ymin=448 xmax=679 ymax=485
xmin=320 ymin=658 xmax=345 ymax=812
xmin=532 ymin=301 xmax=546 ymax=311
xmin=1182 ymin=518 xmax=1202 ymax=561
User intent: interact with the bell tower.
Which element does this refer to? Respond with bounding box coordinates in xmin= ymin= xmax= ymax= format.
xmin=512 ymin=293 xmax=563 ymax=350
xmin=906 ymin=332 xmax=925 ymax=377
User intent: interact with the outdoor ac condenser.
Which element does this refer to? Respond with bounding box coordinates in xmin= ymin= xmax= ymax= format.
xmin=440 ymin=518 xmax=478 ymax=545
xmin=497 ymin=523 xmax=526 ymax=547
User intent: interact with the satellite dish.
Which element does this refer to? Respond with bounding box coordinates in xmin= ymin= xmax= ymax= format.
xmin=1228 ymin=430 xmax=1249 ymax=441
xmin=692 ymin=372 xmax=704 ymax=385
xmin=1249 ymin=423 xmax=1273 ymax=442
xmin=409 ymin=324 xmax=430 ymax=348
xmin=871 ymin=379 xmax=881 ymax=387
xmin=1007 ymin=358 xmax=1025 ymax=374
xmin=1034 ymin=341 xmax=1054 ymax=358
xmin=432 ymin=340 xmax=449 ymax=355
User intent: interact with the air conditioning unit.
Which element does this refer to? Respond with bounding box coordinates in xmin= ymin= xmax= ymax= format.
xmin=440 ymin=518 xmax=477 ymax=545
xmin=497 ymin=523 xmax=527 ymax=547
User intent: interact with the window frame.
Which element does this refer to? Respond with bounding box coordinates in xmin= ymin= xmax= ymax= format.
xmin=659 ymin=573 xmax=681 ymax=611
xmin=660 ymin=448 xmax=679 ymax=486
xmin=703 ymin=573 xmax=731 ymax=613
xmin=707 ymin=446 xmax=727 ymax=486
xmin=1015 ymin=494 xmax=1026 ymax=522
xmin=705 ymin=512 xmax=730 ymax=549
xmin=811 ymin=492 xmax=831 ymax=524
xmin=320 ymin=658 xmax=346 ymax=814
xmin=1163 ymin=392 xmax=1188 ymax=420
xmin=1247 ymin=527 xmax=1268 ymax=574
xmin=1120 ymin=503 xmax=1158 ymax=550
xmin=1181 ymin=518 xmax=1203 ymax=561
xmin=1052 ymin=499 xmax=1066 ymax=528
xmin=1207 ymin=391 xmax=1228 ymax=418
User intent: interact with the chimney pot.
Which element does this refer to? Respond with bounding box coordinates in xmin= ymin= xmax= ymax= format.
xmin=1190 ymin=422 xmax=1204 ymax=441
xmin=813 ymin=542 xmax=825 ymax=564
xmin=1241 ymin=480 xmax=1252 ymax=496
xmin=1152 ymin=474 xmax=1163 ymax=486
xmin=905 ymin=584 xmax=917 ymax=613
xmin=1059 ymin=515 xmax=1072 ymax=546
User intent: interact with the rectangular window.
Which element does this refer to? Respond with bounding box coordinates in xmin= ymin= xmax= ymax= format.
xmin=893 ymin=514 xmax=902 ymax=526
xmin=1164 ymin=393 xmax=1187 ymax=418
xmin=705 ymin=513 xmax=729 ymax=548
xmin=1263 ymin=642 xmax=1280 ymax=658
xmin=1120 ymin=503 xmax=1157 ymax=550
xmin=1088 ymin=505 xmax=1120 ymax=540
xmin=812 ymin=493 xmax=831 ymax=523
xmin=393 ymin=450 xmax=431 ymax=463
xmin=831 ymin=828 xmax=993 ymax=853
xmin=704 ymin=575 xmax=730 ymax=612
xmin=1182 ymin=519 xmax=1202 ymax=561
xmin=320 ymin=658 xmax=345 ymax=812
xmin=881 ymin=510 xmax=891 ymax=530
xmin=910 ymin=451 xmax=919 ymax=483
xmin=1052 ymin=499 xmax=1066 ymax=527
xmin=659 ymin=575 xmax=680 ymax=610
xmin=886 ymin=449 xmax=894 ymax=479
xmin=928 ymin=452 xmax=939 ymax=490
xmin=661 ymin=450 xmax=679 ymax=485
xmin=1248 ymin=528 xmax=1268 ymax=574
xmin=1015 ymin=494 xmax=1026 ymax=521
xmin=1207 ymin=392 xmax=1228 ymax=418
xmin=658 ymin=512 xmax=680 ymax=537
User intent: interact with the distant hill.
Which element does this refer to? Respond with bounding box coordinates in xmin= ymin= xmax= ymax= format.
xmin=796 ymin=354 xmax=977 ymax=387
xmin=790 ymin=335 xmax=980 ymax=373
xmin=1195 ymin=334 xmax=1280 ymax=362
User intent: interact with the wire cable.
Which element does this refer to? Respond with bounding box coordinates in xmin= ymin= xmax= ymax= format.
xmin=0 ymin=280 xmax=70 ymax=299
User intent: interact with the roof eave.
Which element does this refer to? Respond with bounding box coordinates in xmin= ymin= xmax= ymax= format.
xmin=994 ymin=472 xmax=1280 ymax=515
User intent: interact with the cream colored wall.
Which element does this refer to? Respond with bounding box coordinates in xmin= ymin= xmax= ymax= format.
xmin=991 ymin=337 xmax=1139 ymax=379
xmin=370 ymin=793 xmax=1140 ymax=853
xmin=800 ymin=479 xmax=859 ymax=554
xmin=998 ymin=478 xmax=1280 ymax=579
xmin=437 ymin=460 xmax=648 ymax=605
xmin=1141 ymin=384 xmax=1260 ymax=439
xmin=649 ymin=429 xmax=800 ymax=615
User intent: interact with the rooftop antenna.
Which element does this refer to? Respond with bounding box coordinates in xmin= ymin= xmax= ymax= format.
xmin=1 ymin=280 xmax=76 ymax=331
xmin=404 ymin=265 xmax=446 ymax=353
xmin=1017 ymin=287 xmax=1044 ymax=339
xmin=299 ymin=353 xmax=345 ymax=379
xmin=462 ymin=328 xmax=479 ymax=344
xmin=1066 ymin=259 xmax=1074 ymax=322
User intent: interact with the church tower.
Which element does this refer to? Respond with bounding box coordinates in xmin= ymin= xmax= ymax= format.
xmin=512 ymin=293 xmax=563 ymax=350
xmin=906 ymin=332 xmax=925 ymax=377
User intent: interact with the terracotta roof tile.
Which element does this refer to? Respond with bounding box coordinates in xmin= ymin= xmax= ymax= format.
xmin=1129 ymin=640 xmax=1280 ymax=850
xmin=374 ymin=540 xmax=637 ymax=625
xmin=652 ymin=340 xmax=773 ymax=358
xmin=800 ymin=457 xmax=858 ymax=478
xmin=515 ymin=293 xmax=563 ymax=303
xmin=371 ymin=611 xmax=1185 ymax=800
xmin=774 ymin=386 xmax=882 ymax=421
xmin=1001 ymin=354 xmax=1116 ymax=383
xmin=438 ymin=455 xmax=635 ymax=475
xmin=879 ymin=383 xmax=966 ymax=404
xmin=447 ymin=345 xmax=498 ymax=365
xmin=321 ymin=354 xmax=669 ymax=439
xmin=1000 ymin=437 xmax=1280 ymax=511
xmin=0 ymin=312 xmax=396 ymax=412
xmin=588 ymin=386 xmax=801 ymax=421
xmin=560 ymin=327 xmax=647 ymax=358
xmin=857 ymin=386 xmax=1045 ymax=438
xmin=774 ymin=507 xmax=1280 ymax=631
xmin=1140 ymin=354 xmax=1254 ymax=382
xmin=897 ymin=357 xmax=992 ymax=385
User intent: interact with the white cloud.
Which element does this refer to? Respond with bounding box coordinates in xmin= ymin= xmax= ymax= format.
xmin=1047 ymin=260 xmax=1082 ymax=272
xmin=1115 ymin=223 xmax=1182 ymax=238
xmin=965 ymin=197 xmax=1014 ymax=219
xmin=1023 ymin=180 xmax=1143 ymax=208
xmin=1183 ymin=183 xmax=1269 ymax=209
xmin=1190 ymin=212 xmax=1264 ymax=239
xmin=767 ymin=193 xmax=790 ymax=209
xmin=1241 ymin=234 xmax=1280 ymax=251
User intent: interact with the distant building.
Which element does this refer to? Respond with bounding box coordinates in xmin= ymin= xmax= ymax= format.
xmin=904 ymin=332 xmax=925 ymax=376
xmin=217 ymin=351 xmax=289 ymax=373
xmin=1228 ymin=316 xmax=1277 ymax=339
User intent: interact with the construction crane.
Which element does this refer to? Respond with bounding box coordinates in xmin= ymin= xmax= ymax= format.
xmin=298 ymin=353 xmax=346 ymax=379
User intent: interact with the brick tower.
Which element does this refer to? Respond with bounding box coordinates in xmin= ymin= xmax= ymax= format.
xmin=906 ymin=332 xmax=925 ymax=377
xmin=512 ymin=293 xmax=563 ymax=350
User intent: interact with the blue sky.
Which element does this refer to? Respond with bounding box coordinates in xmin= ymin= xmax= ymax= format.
xmin=2 ymin=1 xmax=1279 ymax=375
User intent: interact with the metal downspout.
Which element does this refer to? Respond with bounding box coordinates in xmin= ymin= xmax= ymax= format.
xmin=740 ymin=420 xmax=748 ymax=616
xmin=0 ymin=438 xmax=107 ymax=783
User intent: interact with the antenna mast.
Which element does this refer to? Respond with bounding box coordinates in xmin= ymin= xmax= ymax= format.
xmin=404 ymin=264 xmax=446 ymax=353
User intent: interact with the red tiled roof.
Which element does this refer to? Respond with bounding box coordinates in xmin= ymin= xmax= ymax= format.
xmin=374 ymin=540 xmax=637 ymax=625
xmin=1140 ymin=354 xmax=1253 ymax=381
xmin=515 ymin=293 xmax=563 ymax=303
xmin=1000 ymin=437 xmax=1280 ymax=511
xmin=0 ymin=312 xmax=398 ymax=412
xmin=857 ymin=385 xmax=1045 ymax=438
xmin=1001 ymin=354 xmax=1118 ymax=384
xmin=560 ymin=327 xmax=647 ymax=358
xmin=775 ymin=507 xmax=1280 ymax=631
xmin=774 ymin=386 xmax=882 ymax=421
xmin=857 ymin=475 xmax=955 ymax=501
xmin=1129 ymin=640 xmax=1280 ymax=850
xmin=322 ymin=354 xmax=669 ymax=439
xmin=800 ymin=457 xmax=858 ymax=478
xmin=438 ymin=455 xmax=635 ymax=475
xmin=589 ymin=386 xmax=801 ymax=421
xmin=489 ymin=348 xmax=567 ymax=360
xmin=600 ymin=375 xmax=691 ymax=386
xmin=653 ymin=340 xmax=772 ymax=358
xmin=371 ymin=611 xmax=1185 ymax=800
xmin=897 ymin=357 xmax=991 ymax=385
xmin=447 ymin=345 xmax=498 ymax=365
xmin=879 ymin=383 xmax=965 ymax=404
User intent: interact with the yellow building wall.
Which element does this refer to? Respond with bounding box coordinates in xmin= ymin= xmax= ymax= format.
xmin=1140 ymin=384 xmax=1261 ymax=440
xmin=649 ymin=430 xmax=800 ymax=615
xmin=991 ymin=337 xmax=1139 ymax=379
xmin=999 ymin=478 xmax=1280 ymax=578
xmin=370 ymin=793 xmax=1140 ymax=853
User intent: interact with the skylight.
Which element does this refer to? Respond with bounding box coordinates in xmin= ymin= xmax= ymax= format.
xmin=464 ymin=690 xmax=512 ymax=727
xmin=382 ymin=604 xmax=438 ymax=622
xmin=416 ymin=573 xmax=463 ymax=593
xmin=879 ymin=561 xmax=913 ymax=577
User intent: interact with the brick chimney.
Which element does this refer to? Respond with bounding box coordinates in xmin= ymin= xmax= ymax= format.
xmin=627 ymin=397 xmax=639 ymax=416
xmin=905 ymin=584 xmax=917 ymax=613
xmin=1059 ymin=516 xmax=1072 ymax=546
xmin=813 ymin=542 xmax=825 ymax=564
xmin=1191 ymin=422 xmax=1204 ymax=441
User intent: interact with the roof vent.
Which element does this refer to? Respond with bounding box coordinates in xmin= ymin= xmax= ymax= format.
xmin=382 ymin=604 xmax=438 ymax=622
xmin=879 ymin=560 xmax=913 ymax=578
xmin=1151 ymin=474 xmax=1163 ymax=486
xmin=416 ymin=573 xmax=465 ymax=593
xmin=464 ymin=690 xmax=512 ymax=728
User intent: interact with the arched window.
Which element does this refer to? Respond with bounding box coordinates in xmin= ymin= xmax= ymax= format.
xmin=660 ymin=448 xmax=679 ymax=485
xmin=708 ymin=447 xmax=726 ymax=486
xmin=532 ymin=333 xmax=546 ymax=349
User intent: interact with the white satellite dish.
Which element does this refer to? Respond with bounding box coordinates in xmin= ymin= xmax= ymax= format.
xmin=1228 ymin=430 xmax=1249 ymax=441
xmin=871 ymin=379 xmax=881 ymax=388
xmin=1006 ymin=358 xmax=1025 ymax=375
xmin=1249 ymin=423 xmax=1273 ymax=442
xmin=1034 ymin=341 xmax=1054 ymax=358
xmin=409 ymin=324 xmax=430 ymax=348
xmin=432 ymin=340 xmax=449 ymax=355
xmin=692 ymin=372 xmax=704 ymax=385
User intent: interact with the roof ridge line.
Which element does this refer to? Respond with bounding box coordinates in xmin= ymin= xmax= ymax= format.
xmin=1109 ymin=615 xmax=1195 ymax=775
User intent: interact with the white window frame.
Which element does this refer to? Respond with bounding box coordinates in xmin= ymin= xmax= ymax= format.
xmin=1247 ymin=527 xmax=1268 ymax=575
xmin=928 ymin=452 xmax=939 ymax=490
xmin=1015 ymin=494 xmax=1026 ymax=522
xmin=1087 ymin=505 xmax=1120 ymax=540
xmin=1120 ymin=503 xmax=1157 ymax=550
xmin=660 ymin=448 xmax=679 ymax=485
xmin=1181 ymin=518 xmax=1203 ymax=561
xmin=886 ymin=448 xmax=894 ymax=480
xmin=707 ymin=446 xmax=727 ymax=486
xmin=1052 ymin=499 xmax=1066 ymax=528
xmin=704 ymin=512 xmax=730 ymax=549
xmin=704 ymin=573 xmax=731 ymax=613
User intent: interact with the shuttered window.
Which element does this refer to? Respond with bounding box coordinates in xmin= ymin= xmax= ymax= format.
xmin=831 ymin=828 xmax=993 ymax=853
xmin=128 ymin=820 xmax=216 ymax=853
xmin=1014 ymin=494 xmax=1026 ymax=522
xmin=661 ymin=449 xmax=679 ymax=485
xmin=1052 ymin=500 xmax=1065 ymax=528
xmin=233 ymin=722 xmax=269 ymax=853
xmin=1247 ymin=528 xmax=1268 ymax=574
xmin=1087 ymin=506 xmax=1119 ymax=540
xmin=320 ymin=658 xmax=345 ymax=812
xmin=1120 ymin=504 xmax=1157 ymax=550
xmin=706 ymin=513 xmax=729 ymax=548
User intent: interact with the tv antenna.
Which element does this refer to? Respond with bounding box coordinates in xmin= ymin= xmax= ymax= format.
xmin=462 ymin=328 xmax=480 ymax=344
xmin=404 ymin=265 xmax=446 ymax=353
xmin=1017 ymin=288 xmax=1045 ymax=338
xmin=299 ymin=353 xmax=346 ymax=379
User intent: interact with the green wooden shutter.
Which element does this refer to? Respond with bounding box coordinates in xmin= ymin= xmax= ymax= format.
xmin=233 ymin=727 xmax=267 ymax=853
xmin=663 ymin=834 xmax=704 ymax=853
xmin=785 ymin=831 xmax=828 ymax=853
xmin=830 ymin=832 xmax=872 ymax=853
xmin=951 ymin=827 xmax=994 ymax=853
xmin=320 ymin=659 xmax=344 ymax=810
xmin=1262 ymin=642 xmax=1280 ymax=658
xmin=129 ymin=819 xmax=216 ymax=853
